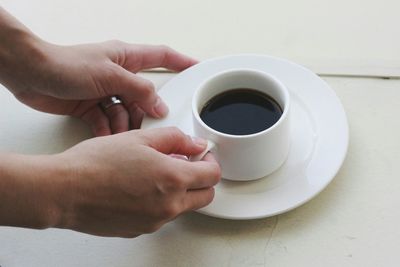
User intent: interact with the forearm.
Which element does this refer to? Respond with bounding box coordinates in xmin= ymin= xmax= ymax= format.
xmin=0 ymin=8 xmax=63 ymax=229
xmin=0 ymin=153 xmax=63 ymax=229
xmin=0 ymin=7 xmax=47 ymax=94
xmin=0 ymin=6 xmax=33 ymax=40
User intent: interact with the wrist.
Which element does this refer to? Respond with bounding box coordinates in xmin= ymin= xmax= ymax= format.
xmin=0 ymin=153 xmax=67 ymax=229
xmin=0 ymin=8 xmax=50 ymax=94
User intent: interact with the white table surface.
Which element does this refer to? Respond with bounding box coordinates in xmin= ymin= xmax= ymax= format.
xmin=1 ymin=1 xmax=400 ymax=266
xmin=1 ymin=0 xmax=400 ymax=77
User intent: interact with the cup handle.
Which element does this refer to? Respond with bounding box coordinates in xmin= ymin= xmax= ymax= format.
xmin=189 ymin=140 xmax=216 ymax=162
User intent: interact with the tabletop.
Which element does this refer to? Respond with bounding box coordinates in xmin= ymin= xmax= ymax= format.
xmin=1 ymin=1 xmax=400 ymax=266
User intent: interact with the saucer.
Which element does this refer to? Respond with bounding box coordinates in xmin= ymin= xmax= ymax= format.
xmin=141 ymin=54 xmax=349 ymax=220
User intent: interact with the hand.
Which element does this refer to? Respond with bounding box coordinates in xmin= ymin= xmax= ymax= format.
xmin=49 ymin=127 xmax=221 ymax=237
xmin=0 ymin=8 xmax=196 ymax=135
xmin=3 ymin=38 xmax=197 ymax=135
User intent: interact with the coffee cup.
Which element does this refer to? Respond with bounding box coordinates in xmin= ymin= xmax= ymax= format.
xmin=190 ymin=69 xmax=291 ymax=181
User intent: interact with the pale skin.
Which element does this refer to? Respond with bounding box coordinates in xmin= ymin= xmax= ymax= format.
xmin=0 ymin=7 xmax=221 ymax=237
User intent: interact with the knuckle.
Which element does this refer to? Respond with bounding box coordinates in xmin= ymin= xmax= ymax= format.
xmin=142 ymin=222 xmax=163 ymax=234
xmin=139 ymin=80 xmax=155 ymax=98
xmin=93 ymin=125 xmax=110 ymax=136
xmin=197 ymin=191 xmax=214 ymax=209
xmin=121 ymin=233 xmax=139 ymax=238
xmin=161 ymin=202 xmax=182 ymax=219
xmin=165 ymin=127 xmax=185 ymax=142
xmin=157 ymin=44 xmax=172 ymax=53
xmin=157 ymin=45 xmax=173 ymax=66
xmin=106 ymin=39 xmax=125 ymax=48
xmin=165 ymin=126 xmax=181 ymax=134
xmin=210 ymin=163 xmax=222 ymax=183
xmin=164 ymin=171 xmax=186 ymax=191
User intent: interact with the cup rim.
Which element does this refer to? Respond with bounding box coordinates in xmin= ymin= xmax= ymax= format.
xmin=192 ymin=68 xmax=291 ymax=139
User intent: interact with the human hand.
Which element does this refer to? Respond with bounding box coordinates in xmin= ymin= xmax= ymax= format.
xmin=48 ymin=127 xmax=220 ymax=237
xmin=0 ymin=9 xmax=196 ymax=135
xmin=2 ymin=36 xmax=196 ymax=135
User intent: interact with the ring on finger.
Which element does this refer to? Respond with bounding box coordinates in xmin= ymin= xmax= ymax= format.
xmin=100 ymin=95 xmax=123 ymax=110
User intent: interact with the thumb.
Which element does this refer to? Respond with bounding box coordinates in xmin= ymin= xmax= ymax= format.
xmin=109 ymin=66 xmax=169 ymax=118
xmin=138 ymin=127 xmax=208 ymax=156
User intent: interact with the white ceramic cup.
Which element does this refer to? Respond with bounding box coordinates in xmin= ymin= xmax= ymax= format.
xmin=191 ymin=69 xmax=291 ymax=181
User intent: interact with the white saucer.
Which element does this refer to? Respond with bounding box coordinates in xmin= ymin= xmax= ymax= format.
xmin=141 ymin=55 xmax=349 ymax=220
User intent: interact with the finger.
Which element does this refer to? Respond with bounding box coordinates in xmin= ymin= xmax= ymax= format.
xmin=111 ymin=67 xmax=169 ymax=118
xmin=202 ymin=152 xmax=219 ymax=164
xmin=140 ymin=127 xmax=207 ymax=156
xmin=122 ymin=44 xmax=198 ymax=72
xmin=178 ymin=155 xmax=221 ymax=189
xmin=102 ymin=102 xmax=129 ymax=134
xmin=81 ymin=106 xmax=111 ymax=136
xmin=126 ymin=103 xmax=144 ymax=129
xmin=184 ymin=187 xmax=215 ymax=211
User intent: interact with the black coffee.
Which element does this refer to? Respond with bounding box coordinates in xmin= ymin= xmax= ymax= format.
xmin=200 ymin=88 xmax=282 ymax=135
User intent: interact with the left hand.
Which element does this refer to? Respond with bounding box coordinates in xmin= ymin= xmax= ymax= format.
xmin=1 ymin=31 xmax=196 ymax=135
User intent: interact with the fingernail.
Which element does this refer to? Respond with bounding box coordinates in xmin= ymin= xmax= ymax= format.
xmin=153 ymin=97 xmax=169 ymax=118
xmin=192 ymin=136 xmax=207 ymax=148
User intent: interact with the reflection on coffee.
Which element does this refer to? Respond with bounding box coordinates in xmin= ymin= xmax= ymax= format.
xmin=200 ymin=88 xmax=282 ymax=135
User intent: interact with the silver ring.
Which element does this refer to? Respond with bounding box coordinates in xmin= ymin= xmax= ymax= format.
xmin=100 ymin=96 xmax=123 ymax=110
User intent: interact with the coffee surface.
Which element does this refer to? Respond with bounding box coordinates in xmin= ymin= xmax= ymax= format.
xmin=200 ymin=89 xmax=282 ymax=135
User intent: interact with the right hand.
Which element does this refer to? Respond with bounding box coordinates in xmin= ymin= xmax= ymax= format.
xmin=51 ymin=127 xmax=221 ymax=238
